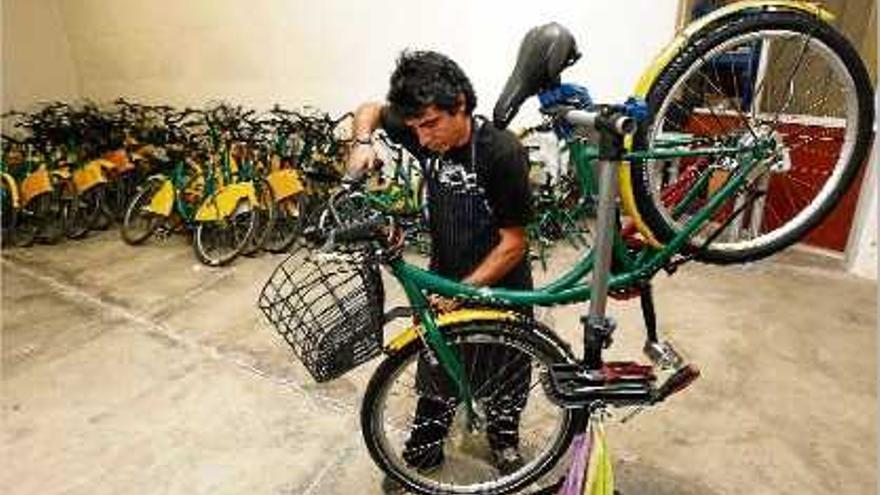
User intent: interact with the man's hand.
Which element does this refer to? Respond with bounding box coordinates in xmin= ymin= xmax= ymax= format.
xmin=428 ymin=294 xmax=461 ymax=314
xmin=346 ymin=102 xmax=385 ymax=179
xmin=346 ymin=143 xmax=377 ymax=180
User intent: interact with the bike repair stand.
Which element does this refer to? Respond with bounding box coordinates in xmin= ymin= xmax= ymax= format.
xmin=546 ymin=105 xmax=700 ymax=411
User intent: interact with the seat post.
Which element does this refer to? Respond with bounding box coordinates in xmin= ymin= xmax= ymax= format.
xmin=582 ymin=115 xmax=625 ymax=368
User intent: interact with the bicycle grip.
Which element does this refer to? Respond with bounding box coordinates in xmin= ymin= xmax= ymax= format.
xmin=332 ymin=216 xmax=385 ymax=243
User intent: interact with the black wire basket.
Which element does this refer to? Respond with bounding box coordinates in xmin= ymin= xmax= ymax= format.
xmin=258 ymin=243 xmax=385 ymax=382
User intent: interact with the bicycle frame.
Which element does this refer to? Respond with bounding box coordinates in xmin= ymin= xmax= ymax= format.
xmin=142 ymin=158 xmax=213 ymax=226
xmin=375 ymin=130 xmax=769 ymax=411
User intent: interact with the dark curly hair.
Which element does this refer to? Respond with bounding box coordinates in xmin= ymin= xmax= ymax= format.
xmin=387 ymin=50 xmax=477 ymax=119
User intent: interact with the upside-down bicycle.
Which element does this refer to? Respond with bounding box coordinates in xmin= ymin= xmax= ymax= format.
xmin=259 ymin=3 xmax=873 ymax=494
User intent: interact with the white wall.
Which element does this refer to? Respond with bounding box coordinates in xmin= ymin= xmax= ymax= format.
xmin=846 ymin=173 xmax=877 ymax=279
xmin=3 ymin=0 xmax=875 ymax=274
xmin=845 ymin=91 xmax=878 ymax=280
xmin=48 ymin=0 xmax=678 ymax=128
xmin=2 ymin=0 xmax=80 ymax=111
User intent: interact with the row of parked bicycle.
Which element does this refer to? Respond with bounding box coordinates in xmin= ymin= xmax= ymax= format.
xmin=1 ymin=99 xmax=592 ymax=266
xmin=1 ymin=100 xmax=359 ymax=265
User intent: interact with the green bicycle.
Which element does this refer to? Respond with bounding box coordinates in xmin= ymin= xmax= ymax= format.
xmin=120 ymin=108 xmax=259 ymax=266
xmin=260 ymin=4 xmax=873 ymax=494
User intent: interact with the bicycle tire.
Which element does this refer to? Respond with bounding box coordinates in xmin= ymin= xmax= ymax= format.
xmin=263 ymin=192 xmax=306 ymax=253
xmin=361 ymin=320 xmax=582 ymax=495
xmin=33 ymin=187 xmax=65 ymax=245
xmin=105 ymin=171 xmax=138 ymax=222
xmin=12 ymin=199 xmax=41 ymax=248
xmin=91 ymin=185 xmax=114 ymax=231
xmin=241 ymin=177 xmax=277 ymax=256
xmin=1 ymin=180 xmax=24 ymax=248
xmin=630 ymin=9 xmax=874 ymax=264
xmin=121 ymin=177 xmax=164 ymax=245
xmin=60 ymin=178 xmax=90 ymax=240
xmin=193 ymin=197 xmax=257 ymax=266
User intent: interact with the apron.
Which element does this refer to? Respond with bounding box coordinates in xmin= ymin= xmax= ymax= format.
xmin=424 ymin=117 xmax=532 ymax=291
xmin=404 ymin=117 xmax=532 ymax=467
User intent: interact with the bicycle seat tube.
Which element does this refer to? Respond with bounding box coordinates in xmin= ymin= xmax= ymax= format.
xmin=565 ymin=107 xmax=634 ymax=368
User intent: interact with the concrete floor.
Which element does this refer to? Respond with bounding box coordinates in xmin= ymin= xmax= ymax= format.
xmin=1 ymin=230 xmax=876 ymax=495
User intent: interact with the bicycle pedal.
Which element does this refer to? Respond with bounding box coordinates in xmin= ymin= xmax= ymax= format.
xmin=652 ymin=363 xmax=700 ymax=403
xmin=643 ymin=340 xmax=685 ymax=371
xmin=546 ymin=362 xmax=655 ymax=408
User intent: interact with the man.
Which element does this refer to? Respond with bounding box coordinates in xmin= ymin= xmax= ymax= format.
xmin=347 ymin=50 xmax=534 ymax=488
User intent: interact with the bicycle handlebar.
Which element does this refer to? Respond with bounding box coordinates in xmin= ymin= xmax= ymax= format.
xmin=562 ymin=108 xmax=636 ymax=137
xmin=330 ymin=215 xmax=386 ymax=243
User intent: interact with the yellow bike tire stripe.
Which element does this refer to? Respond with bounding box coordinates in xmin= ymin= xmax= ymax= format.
xmin=386 ymin=309 xmax=518 ymax=352
xmin=619 ymin=0 xmax=835 ymax=248
xmin=618 ymin=162 xmax=662 ymax=247
xmin=634 ymin=0 xmax=833 ymax=98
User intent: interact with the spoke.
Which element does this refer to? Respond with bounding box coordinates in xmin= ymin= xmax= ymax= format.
xmin=766 ymin=192 xmax=784 ymax=229
xmin=696 ymin=60 xmax=760 ymax=141
xmin=471 ymin=352 xmax=531 ymax=400
xmin=681 ymin=71 xmax=732 ymax=135
xmin=772 ymin=34 xmax=813 ymax=127
xmin=785 ymin=130 xmax=841 ymax=154
xmin=779 ymin=171 xmax=805 ymax=216
xmin=752 ymin=36 xmax=793 ymax=118
xmin=664 ymin=96 xmax=715 ymax=136
xmin=786 ymin=173 xmax=820 ymax=194
xmin=797 ymin=85 xmax=840 ymax=119
xmin=730 ymin=52 xmax=742 ymax=112
xmin=384 ymin=373 xmax=419 ymax=433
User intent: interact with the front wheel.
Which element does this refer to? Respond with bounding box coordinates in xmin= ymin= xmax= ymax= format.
xmin=105 ymin=171 xmax=138 ymax=222
xmin=121 ymin=178 xmax=165 ymax=245
xmin=361 ymin=321 xmax=581 ymax=495
xmin=630 ymin=9 xmax=874 ymax=264
xmin=83 ymin=185 xmax=112 ymax=231
xmin=241 ymin=177 xmax=277 ymax=256
xmin=193 ymin=197 xmax=257 ymax=266
xmin=59 ymin=178 xmax=90 ymax=240
xmin=263 ymin=192 xmax=307 ymax=253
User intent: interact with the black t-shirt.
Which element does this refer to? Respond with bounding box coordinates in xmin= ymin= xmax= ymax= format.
xmin=380 ymin=107 xmax=533 ymax=229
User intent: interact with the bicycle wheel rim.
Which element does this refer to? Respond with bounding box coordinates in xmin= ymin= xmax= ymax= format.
xmin=264 ymin=194 xmax=305 ymax=253
xmin=121 ymin=179 xmax=162 ymax=245
xmin=643 ymin=25 xmax=868 ymax=259
xmin=364 ymin=329 xmax=575 ymax=495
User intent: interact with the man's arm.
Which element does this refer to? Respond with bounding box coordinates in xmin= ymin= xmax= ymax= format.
xmin=431 ymin=225 xmax=527 ymax=312
xmin=461 ymin=226 xmax=528 ymax=287
xmin=347 ymin=102 xmax=384 ymax=177
xmin=352 ymin=102 xmax=384 ymax=139
xmin=462 ymin=130 xmax=532 ymax=288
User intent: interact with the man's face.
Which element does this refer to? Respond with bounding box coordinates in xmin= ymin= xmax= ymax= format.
xmin=404 ymin=102 xmax=470 ymax=153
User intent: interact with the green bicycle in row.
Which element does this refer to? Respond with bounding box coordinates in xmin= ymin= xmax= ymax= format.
xmin=260 ymin=3 xmax=873 ymax=494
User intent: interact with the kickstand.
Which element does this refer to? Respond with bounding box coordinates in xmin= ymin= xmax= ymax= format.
xmin=639 ymin=282 xmax=658 ymax=344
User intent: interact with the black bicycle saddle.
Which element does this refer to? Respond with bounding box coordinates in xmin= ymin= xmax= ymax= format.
xmin=493 ymin=23 xmax=581 ymax=129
